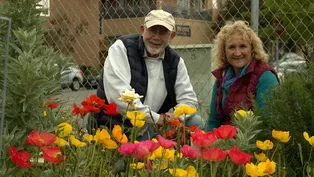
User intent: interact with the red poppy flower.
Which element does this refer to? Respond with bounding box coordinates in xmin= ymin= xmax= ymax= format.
xmin=228 ymin=146 xmax=252 ymax=165
xmin=9 ymin=146 xmax=32 ymax=168
xmin=25 ymin=130 xmax=56 ymax=147
xmin=157 ymin=135 xmax=177 ymax=149
xmin=72 ymin=104 xmax=89 ymax=118
xmin=169 ymin=118 xmax=180 ymax=127
xmin=201 ymin=148 xmax=228 ymax=162
xmin=191 ymin=131 xmax=217 ymax=148
xmin=189 ymin=125 xmax=199 ymax=132
xmin=46 ymin=98 xmax=59 ymax=109
xmin=81 ymin=94 xmax=105 ymax=108
xmin=42 ymin=147 xmax=66 ymax=163
xmin=213 ymin=125 xmax=237 ymax=139
xmin=180 ymin=145 xmax=199 ymax=159
xmin=166 ymin=129 xmax=176 ymax=138
xmin=81 ymin=102 xmax=100 ymax=112
xmin=103 ymin=103 xmax=119 ymax=115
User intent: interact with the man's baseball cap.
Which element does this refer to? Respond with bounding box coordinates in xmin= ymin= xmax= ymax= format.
xmin=144 ymin=10 xmax=175 ymax=31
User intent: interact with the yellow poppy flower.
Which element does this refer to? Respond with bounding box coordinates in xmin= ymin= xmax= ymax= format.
xmin=54 ymin=137 xmax=68 ymax=147
xmin=83 ymin=134 xmax=97 ymax=144
xmin=153 ymin=162 xmax=168 ymax=170
xmin=150 ymin=146 xmax=175 ymax=160
xmin=303 ymin=132 xmax=314 ymax=146
xmin=56 ymin=122 xmax=72 ymax=137
xmin=69 ymin=136 xmax=87 ymax=148
xmin=245 ymin=163 xmax=266 ymax=177
xmin=174 ymin=105 xmax=197 ymax=117
xmin=102 ymin=139 xmax=118 ymax=149
xmin=234 ymin=110 xmax=254 ymax=119
xmin=112 ymin=125 xmax=128 ymax=143
xmin=169 ymin=166 xmax=198 ymax=177
xmin=94 ymin=129 xmax=111 ymax=143
xmin=272 ymin=130 xmax=291 ymax=143
xmin=256 ymin=140 xmax=274 ymax=151
xmin=118 ymin=89 xmax=143 ymax=104
xmin=43 ymin=111 xmax=47 ymax=117
xmin=169 ymin=168 xmax=187 ymax=177
xmin=260 ymin=159 xmax=276 ymax=175
xmin=126 ymin=111 xmax=146 ymax=120
xmin=185 ymin=166 xmax=198 ymax=177
xmin=254 ymin=152 xmax=268 ymax=162
xmin=130 ymin=162 xmax=144 ymax=169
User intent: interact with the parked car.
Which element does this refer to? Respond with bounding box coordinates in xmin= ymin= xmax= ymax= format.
xmin=60 ymin=66 xmax=84 ymax=91
xmin=83 ymin=73 xmax=100 ymax=89
xmin=273 ymin=53 xmax=307 ymax=79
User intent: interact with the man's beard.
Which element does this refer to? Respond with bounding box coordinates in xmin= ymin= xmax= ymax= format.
xmin=144 ymin=40 xmax=167 ymax=56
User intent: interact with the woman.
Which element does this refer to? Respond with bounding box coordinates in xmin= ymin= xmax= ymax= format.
xmin=206 ymin=20 xmax=279 ymax=131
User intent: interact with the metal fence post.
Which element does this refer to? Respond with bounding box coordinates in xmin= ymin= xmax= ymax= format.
xmin=0 ymin=16 xmax=11 ymax=159
xmin=251 ymin=0 xmax=259 ymax=34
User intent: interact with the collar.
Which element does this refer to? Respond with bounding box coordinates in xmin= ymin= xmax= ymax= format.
xmin=144 ymin=50 xmax=165 ymax=60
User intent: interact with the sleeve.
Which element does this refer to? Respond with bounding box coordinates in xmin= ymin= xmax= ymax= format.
xmin=256 ymin=71 xmax=279 ymax=109
xmin=103 ymin=40 xmax=160 ymax=123
xmin=174 ymin=58 xmax=198 ymax=108
xmin=206 ymin=81 xmax=223 ymax=131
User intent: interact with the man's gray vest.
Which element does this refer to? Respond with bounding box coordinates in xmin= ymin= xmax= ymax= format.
xmin=95 ymin=34 xmax=180 ymax=126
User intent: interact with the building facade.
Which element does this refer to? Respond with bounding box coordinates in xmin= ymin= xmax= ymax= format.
xmin=1 ymin=0 xmax=218 ymax=67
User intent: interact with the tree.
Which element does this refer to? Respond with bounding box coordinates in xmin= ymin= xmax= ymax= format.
xmin=259 ymin=0 xmax=314 ymax=61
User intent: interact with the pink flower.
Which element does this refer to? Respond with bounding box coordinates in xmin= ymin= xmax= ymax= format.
xmin=147 ymin=159 xmax=153 ymax=171
xmin=157 ymin=135 xmax=177 ymax=149
xmin=201 ymin=148 xmax=228 ymax=162
xmin=213 ymin=125 xmax=237 ymax=139
xmin=191 ymin=131 xmax=217 ymax=148
xmin=228 ymin=146 xmax=252 ymax=165
xmin=180 ymin=145 xmax=199 ymax=159
xmin=132 ymin=140 xmax=160 ymax=160
xmin=118 ymin=143 xmax=137 ymax=155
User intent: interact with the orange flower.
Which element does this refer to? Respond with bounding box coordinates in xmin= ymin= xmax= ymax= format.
xmin=25 ymin=130 xmax=56 ymax=147
xmin=112 ymin=125 xmax=128 ymax=143
xmin=169 ymin=118 xmax=180 ymax=127
xmin=42 ymin=147 xmax=65 ymax=163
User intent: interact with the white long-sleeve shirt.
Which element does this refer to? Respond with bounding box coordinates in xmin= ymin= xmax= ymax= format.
xmin=103 ymin=39 xmax=198 ymax=123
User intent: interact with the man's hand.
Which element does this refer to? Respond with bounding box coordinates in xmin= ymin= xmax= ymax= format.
xmin=156 ymin=112 xmax=176 ymax=125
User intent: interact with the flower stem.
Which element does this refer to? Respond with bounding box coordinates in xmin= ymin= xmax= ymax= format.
xmin=82 ymin=143 xmax=96 ymax=176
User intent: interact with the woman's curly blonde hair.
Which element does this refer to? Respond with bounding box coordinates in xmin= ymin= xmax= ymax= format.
xmin=212 ymin=20 xmax=269 ymax=68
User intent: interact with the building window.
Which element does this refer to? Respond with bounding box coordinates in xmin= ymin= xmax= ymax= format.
xmin=177 ymin=0 xmax=189 ymax=9
xmin=37 ymin=0 xmax=50 ymax=17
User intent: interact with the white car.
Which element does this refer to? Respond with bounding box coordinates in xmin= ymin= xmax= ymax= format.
xmin=273 ymin=53 xmax=307 ymax=80
xmin=60 ymin=66 xmax=84 ymax=91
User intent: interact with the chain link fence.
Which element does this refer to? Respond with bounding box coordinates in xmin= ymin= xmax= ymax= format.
xmin=39 ymin=0 xmax=314 ymax=118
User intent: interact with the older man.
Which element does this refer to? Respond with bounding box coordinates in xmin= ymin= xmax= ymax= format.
xmin=93 ymin=9 xmax=204 ymax=140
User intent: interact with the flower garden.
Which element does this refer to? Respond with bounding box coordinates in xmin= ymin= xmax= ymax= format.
xmin=3 ymin=91 xmax=314 ymax=177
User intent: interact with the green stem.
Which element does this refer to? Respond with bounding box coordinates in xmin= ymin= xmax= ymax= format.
xmin=222 ymin=159 xmax=228 ymax=177
xmin=200 ymin=156 xmax=203 ymax=177
xmin=82 ymin=144 xmax=96 ymax=176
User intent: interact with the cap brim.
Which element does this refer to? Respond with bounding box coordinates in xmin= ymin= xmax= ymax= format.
xmin=145 ymin=20 xmax=174 ymax=31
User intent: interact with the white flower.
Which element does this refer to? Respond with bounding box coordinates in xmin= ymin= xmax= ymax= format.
xmin=118 ymin=89 xmax=143 ymax=104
